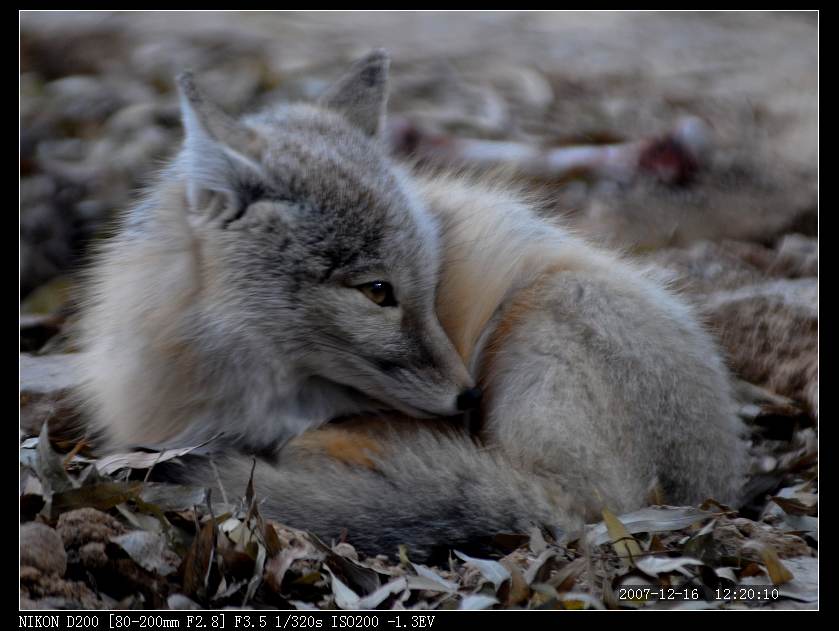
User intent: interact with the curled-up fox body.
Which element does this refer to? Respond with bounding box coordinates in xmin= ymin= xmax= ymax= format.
xmin=79 ymin=51 xmax=748 ymax=561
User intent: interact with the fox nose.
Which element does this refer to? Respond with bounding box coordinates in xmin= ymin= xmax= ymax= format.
xmin=456 ymin=386 xmax=483 ymax=412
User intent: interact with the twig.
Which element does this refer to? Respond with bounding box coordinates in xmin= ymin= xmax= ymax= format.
xmin=210 ymin=460 xmax=229 ymax=506
xmin=62 ymin=437 xmax=87 ymax=469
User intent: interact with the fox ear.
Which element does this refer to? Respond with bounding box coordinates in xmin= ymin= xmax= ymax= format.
xmin=176 ymin=72 xmax=266 ymax=212
xmin=318 ymin=49 xmax=390 ymax=137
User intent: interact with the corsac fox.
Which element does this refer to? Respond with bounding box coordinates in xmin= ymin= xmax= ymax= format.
xmin=79 ymin=51 xmax=748 ymax=561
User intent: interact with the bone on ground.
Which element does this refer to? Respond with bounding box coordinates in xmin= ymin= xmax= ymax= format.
xmin=389 ymin=115 xmax=712 ymax=185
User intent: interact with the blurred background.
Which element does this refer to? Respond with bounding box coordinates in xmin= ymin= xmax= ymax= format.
xmin=20 ymin=11 xmax=817 ymax=413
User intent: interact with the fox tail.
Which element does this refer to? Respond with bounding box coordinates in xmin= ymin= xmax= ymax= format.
xmin=165 ymin=420 xmax=580 ymax=562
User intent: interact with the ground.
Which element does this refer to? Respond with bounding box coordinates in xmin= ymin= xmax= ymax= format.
xmin=20 ymin=11 xmax=818 ymax=610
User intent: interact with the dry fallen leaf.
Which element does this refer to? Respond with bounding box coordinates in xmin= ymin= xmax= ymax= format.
xmin=181 ymin=517 xmax=219 ymax=601
xmin=459 ymin=594 xmax=498 ymax=610
xmin=111 ymin=530 xmax=180 ymax=576
xmin=602 ymin=507 xmax=643 ymax=565
xmin=750 ymin=543 xmax=795 ymax=585
xmin=587 ymin=506 xmax=714 ymax=546
xmin=499 ymin=557 xmax=530 ymax=606
xmin=455 ymin=550 xmax=511 ymax=591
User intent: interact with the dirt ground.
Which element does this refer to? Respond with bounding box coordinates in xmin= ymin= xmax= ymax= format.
xmin=20 ymin=11 xmax=818 ymax=610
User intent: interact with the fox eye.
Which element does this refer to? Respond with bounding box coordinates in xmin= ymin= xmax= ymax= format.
xmin=356 ymin=281 xmax=397 ymax=307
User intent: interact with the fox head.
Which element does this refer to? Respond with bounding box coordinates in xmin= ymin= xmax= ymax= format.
xmin=172 ymin=50 xmax=475 ymax=418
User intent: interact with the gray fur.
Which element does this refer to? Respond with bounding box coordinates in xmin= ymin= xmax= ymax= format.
xmin=317 ymin=49 xmax=389 ymax=137
xmin=81 ymin=52 xmax=748 ymax=560
xmin=78 ymin=50 xmax=472 ymax=451
xmin=481 ymin=269 xmax=747 ymax=512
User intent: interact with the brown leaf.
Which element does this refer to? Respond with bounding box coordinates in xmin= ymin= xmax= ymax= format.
xmin=217 ymin=535 xmax=256 ymax=581
xmin=771 ymin=496 xmax=817 ymax=517
xmin=309 ymin=534 xmax=381 ymax=596
xmin=739 ymin=562 xmax=765 ymax=578
xmin=181 ymin=517 xmax=218 ymax=600
xmin=748 ymin=543 xmax=794 ymax=585
xmin=263 ymin=522 xmax=283 ymax=557
xmin=499 ymin=558 xmax=530 ymax=606
xmin=51 ymin=481 xmax=143 ymax=517
xmin=602 ymin=507 xmax=642 ymax=565
xmin=550 ymin=558 xmax=586 ymax=593
xmin=264 ymin=544 xmax=313 ymax=594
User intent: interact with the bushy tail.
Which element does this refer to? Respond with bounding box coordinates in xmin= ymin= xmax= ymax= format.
xmin=167 ymin=421 xmax=581 ymax=562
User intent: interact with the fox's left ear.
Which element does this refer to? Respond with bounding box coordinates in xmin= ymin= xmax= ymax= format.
xmin=318 ymin=49 xmax=390 ymax=137
xmin=176 ymin=72 xmax=266 ymax=213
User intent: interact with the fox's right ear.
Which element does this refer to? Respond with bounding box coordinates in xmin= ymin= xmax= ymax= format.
xmin=176 ymin=72 xmax=266 ymax=212
xmin=318 ymin=49 xmax=390 ymax=137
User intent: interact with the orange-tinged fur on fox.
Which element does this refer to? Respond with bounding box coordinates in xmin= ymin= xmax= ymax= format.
xmin=293 ymin=424 xmax=384 ymax=469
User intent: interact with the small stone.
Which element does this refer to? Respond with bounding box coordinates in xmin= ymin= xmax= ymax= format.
xmin=20 ymin=522 xmax=67 ymax=576
xmin=20 ymin=353 xmax=84 ymax=437
xmin=78 ymin=542 xmax=109 ymax=569
xmin=57 ymin=507 xmax=127 ymax=548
